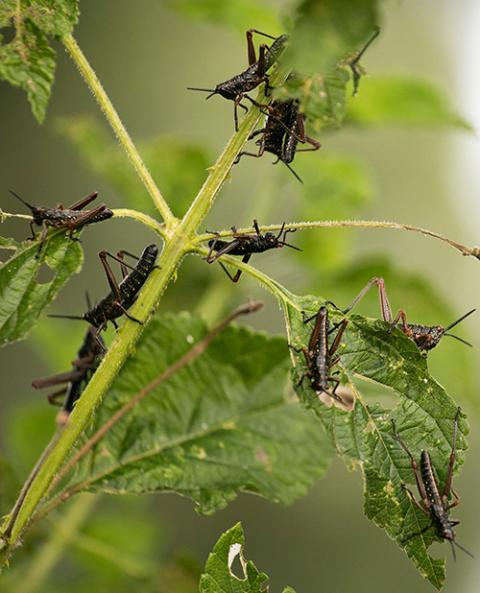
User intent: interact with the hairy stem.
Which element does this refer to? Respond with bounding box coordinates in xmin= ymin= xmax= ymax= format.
xmin=62 ymin=34 xmax=176 ymax=228
xmin=195 ymin=219 xmax=480 ymax=260
xmin=112 ymin=208 xmax=166 ymax=236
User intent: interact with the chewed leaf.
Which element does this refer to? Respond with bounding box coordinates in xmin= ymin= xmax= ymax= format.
xmin=200 ymin=523 xmax=297 ymax=593
xmin=0 ymin=233 xmax=83 ymax=346
xmin=0 ymin=0 xmax=79 ymax=122
xmin=281 ymin=292 xmax=468 ymax=589
xmin=70 ymin=312 xmax=334 ymax=514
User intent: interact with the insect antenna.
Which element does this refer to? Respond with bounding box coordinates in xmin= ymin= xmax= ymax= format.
xmin=443 ymin=308 xmax=476 ymax=332
xmin=48 ymin=314 xmax=85 ymax=321
xmin=443 ymin=334 xmax=473 ymax=347
xmin=8 ymin=189 xmax=35 ymax=211
xmin=85 ymin=290 xmax=93 ymax=310
xmin=187 ymin=87 xmax=217 ymax=100
xmin=277 ymin=240 xmax=302 ymax=251
xmin=453 ymin=539 xmax=474 ymax=559
xmin=282 ymin=161 xmax=304 ymax=184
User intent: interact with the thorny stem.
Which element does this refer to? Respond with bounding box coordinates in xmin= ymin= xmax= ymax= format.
xmin=34 ymin=302 xmax=264 ymax=521
xmin=194 ymin=220 xmax=480 ymax=260
xmin=0 ymin=60 xmax=288 ymax=559
xmin=62 ymin=34 xmax=176 ymax=229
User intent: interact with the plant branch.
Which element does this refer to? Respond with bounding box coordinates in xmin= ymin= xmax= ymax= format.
xmin=62 ymin=34 xmax=176 ymax=228
xmin=0 ymin=210 xmax=33 ymax=222
xmin=194 ymin=219 xmax=480 ymax=260
xmin=0 ymin=59 xmax=288 ymax=559
xmin=192 ymin=248 xmax=298 ymax=307
xmin=112 ymin=208 xmax=166 ymax=236
xmin=34 ymin=302 xmax=264 ymax=521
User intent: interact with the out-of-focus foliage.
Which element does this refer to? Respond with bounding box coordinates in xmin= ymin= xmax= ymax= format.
xmin=0 ymin=457 xmax=19 ymax=518
xmin=0 ymin=0 xmax=79 ymax=122
xmin=0 ymin=234 xmax=83 ymax=347
xmin=165 ymin=0 xmax=282 ymax=36
xmin=347 ymin=76 xmax=472 ymax=129
xmin=284 ymin=292 xmax=467 ymax=588
xmin=57 ymin=116 xmax=211 ymax=217
xmin=294 ymin=154 xmax=374 ymax=270
xmin=71 ymin=311 xmax=333 ymax=513
xmin=200 ymin=523 xmax=297 ymax=593
xmin=287 ymin=0 xmax=379 ymax=75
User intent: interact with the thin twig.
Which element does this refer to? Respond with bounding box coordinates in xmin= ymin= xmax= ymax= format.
xmin=194 ymin=219 xmax=480 ymax=260
xmin=62 ymin=34 xmax=176 ymax=228
xmin=36 ymin=301 xmax=263 ymax=519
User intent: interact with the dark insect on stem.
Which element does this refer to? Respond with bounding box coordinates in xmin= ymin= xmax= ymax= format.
xmin=348 ymin=26 xmax=380 ymax=96
xmin=31 ymin=326 xmax=105 ymax=425
xmin=391 ymin=409 xmax=473 ymax=560
xmin=8 ymin=190 xmax=113 ymax=256
xmin=187 ymin=29 xmax=288 ymax=130
xmin=333 ymin=276 xmax=475 ymax=352
xmin=205 ymin=220 xmax=300 ymax=283
xmin=291 ymin=305 xmax=349 ymax=405
xmin=234 ymin=98 xmax=320 ymax=183
xmin=49 ymin=244 xmax=159 ymax=338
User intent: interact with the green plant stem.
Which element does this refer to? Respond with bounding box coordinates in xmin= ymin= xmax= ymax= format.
xmin=15 ymin=495 xmax=96 ymax=593
xmin=0 ymin=58 xmax=289 ymax=561
xmin=0 ymin=210 xmax=33 ymax=222
xmin=62 ymin=34 xmax=176 ymax=229
xmin=194 ymin=219 xmax=480 ymax=260
xmin=112 ymin=208 xmax=165 ymax=235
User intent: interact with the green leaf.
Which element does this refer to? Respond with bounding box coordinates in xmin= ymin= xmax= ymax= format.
xmin=287 ymin=0 xmax=379 ymax=75
xmin=275 ymin=69 xmax=351 ymax=131
xmin=57 ymin=116 xmax=211 ymax=217
xmin=165 ymin=0 xmax=282 ymax=36
xmin=347 ymin=76 xmax=471 ymax=129
xmin=200 ymin=523 xmax=296 ymax=593
xmin=0 ymin=1 xmax=79 ymax=122
xmin=282 ymin=291 xmax=467 ymax=589
xmin=295 ymin=154 xmax=374 ymax=269
xmin=311 ymin=257 xmax=475 ymax=406
xmin=70 ymin=312 xmax=334 ymax=514
xmin=0 ymin=233 xmax=83 ymax=346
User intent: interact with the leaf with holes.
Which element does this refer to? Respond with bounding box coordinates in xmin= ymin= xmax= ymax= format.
xmin=282 ymin=291 xmax=468 ymax=589
xmin=200 ymin=523 xmax=296 ymax=593
xmin=68 ymin=311 xmax=334 ymax=514
xmin=0 ymin=233 xmax=83 ymax=346
xmin=0 ymin=0 xmax=79 ymax=122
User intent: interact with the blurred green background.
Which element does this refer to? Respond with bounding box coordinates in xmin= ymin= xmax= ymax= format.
xmin=0 ymin=1 xmax=479 ymax=592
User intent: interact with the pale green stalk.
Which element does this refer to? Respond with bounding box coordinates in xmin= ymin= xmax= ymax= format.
xmin=62 ymin=34 xmax=176 ymax=228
